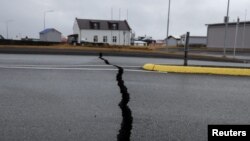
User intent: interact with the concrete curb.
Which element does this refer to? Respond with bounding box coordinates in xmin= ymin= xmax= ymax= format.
xmin=143 ymin=64 xmax=250 ymax=76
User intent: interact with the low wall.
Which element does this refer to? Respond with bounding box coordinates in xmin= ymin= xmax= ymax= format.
xmin=0 ymin=40 xmax=61 ymax=46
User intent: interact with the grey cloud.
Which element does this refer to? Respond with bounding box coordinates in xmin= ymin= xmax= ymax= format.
xmin=0 ymin=0 xmax=249 ymax=39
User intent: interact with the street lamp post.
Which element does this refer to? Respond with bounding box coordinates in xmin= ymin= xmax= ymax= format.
xmin=6 ymin=20 xmax=13 ymax=39
xmin=223 ymin=0 xmax=230 ymax=57
xmin=242 ymin=9 xmax=247 ymax=48
xmin=44 ymin=10 xmax=54 ymax=30
xmin=166 ymin=0 xmax=171 ymax=51
xmin=233 ymin=17 xmax=240 ymax=58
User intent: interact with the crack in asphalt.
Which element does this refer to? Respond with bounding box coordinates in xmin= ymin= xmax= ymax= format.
xmin=99 ymin=53 xmax=133 ymax=141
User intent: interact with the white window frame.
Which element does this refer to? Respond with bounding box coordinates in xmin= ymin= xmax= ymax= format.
xmin=103 ymin=36 xmax=108 ymax=43
xmin=94 ymin=35 xmax=98 ymax=42
xmin=112 ymin=36 xmax=117 ymax=43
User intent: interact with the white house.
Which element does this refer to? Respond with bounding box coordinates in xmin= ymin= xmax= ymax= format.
xmin=40 ymin=28 xmax=62 ymax=42
xmin=73 ymin=18 xmax=132 ymax=46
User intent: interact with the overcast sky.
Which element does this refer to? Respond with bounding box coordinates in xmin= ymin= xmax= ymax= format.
xmin=0 ymin=0 xmax=249 ymax=39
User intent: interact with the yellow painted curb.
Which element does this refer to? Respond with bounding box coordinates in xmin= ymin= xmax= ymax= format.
xmin=143 ymin=64 xmax=250 ymax=76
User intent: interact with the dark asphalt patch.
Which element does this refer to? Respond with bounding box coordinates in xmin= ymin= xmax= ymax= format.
xmin=99 ymin=53 xmax=133 ymax=141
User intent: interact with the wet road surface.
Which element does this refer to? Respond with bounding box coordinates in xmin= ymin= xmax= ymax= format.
xmin=0 ymin=54 xmax=250 ymax=141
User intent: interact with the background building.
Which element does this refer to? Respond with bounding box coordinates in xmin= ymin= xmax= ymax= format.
xmin=207 ymin=21 xmax=250 ymax=48
xmin=73 ymin=18 xmax=131 ymax=46
xmin=40 ymin=28 xmax=62 ymax=42
xmin=180 ymin=35 xmax=207 ymax=47
xmin=166 ymin=35 xmax=180 ymax=47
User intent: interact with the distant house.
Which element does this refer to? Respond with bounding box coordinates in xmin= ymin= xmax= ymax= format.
xmin=180 ymin=35 xmax=207 ymax=46
xmin=40 ymin=28 xmax=62 ymax=42
xmin=73 ymin=18 xmax=132 ymax=45
xmin=166 ymin=35 xmax=180 ymax=46
xmin=207 ymin=21 xmax=250 ymax=48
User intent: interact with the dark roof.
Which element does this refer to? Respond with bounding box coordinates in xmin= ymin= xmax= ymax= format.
xmin=68 ymin=34 xmax=78 ymax=38
xmin=206 ymin=21 xmax=250 ymax=26
xmin=75 ymin=18 xmax=131 ymax=31
xmin=40 ymin=28 xmax=61 ymax=34
xmin=167 ymin=35 xmax=180 ymax=39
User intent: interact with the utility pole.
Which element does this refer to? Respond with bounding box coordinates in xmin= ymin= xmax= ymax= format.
xmin=111 ymin=8 xmax=113 ymax=20
xmin=119 ymin=8 xmax=121 ymax=20
xmin=111 ymin=7 xmax=113 ymax=45
xmin=6 ymin=22 xmax=9 ymax=39
xmin=119 ymin=8 xmax=121 ymax=45
xmin=127 ymin=9 xmax=129 ymax=21
xmin=233 ymin=17 xmax=240 ymax=58
xmin=166 ymin=0 xmax=171 ymax=51
xmin=242 ymin=9 xmax=247 ymax=48
xmin=223 ymin=0 xmax=230 ymax=57
xmin=44 ymin=10 xmax=54 ymax=30
xmin=6 ymin=20 xmax=13 ymax=39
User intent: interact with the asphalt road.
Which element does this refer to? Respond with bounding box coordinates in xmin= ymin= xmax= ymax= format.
xmin=0 ymin=54 xmax=250 ymax=141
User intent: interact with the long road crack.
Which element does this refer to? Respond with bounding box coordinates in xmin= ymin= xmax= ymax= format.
xmin=99 ymin=53 xmax=133 ymax=141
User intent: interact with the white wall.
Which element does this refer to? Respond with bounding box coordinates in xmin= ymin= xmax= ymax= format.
xmin=189 ymin=37 xmax=207 ymax=45
xmin=40 ymin=31 xmax=61 ymax=42
xmin=80 ymin=29 xmax=131 ymax=45
xmin=180 ymin=36 xmax=207 ymax=46
xmin=167 ymin=38 xmax=177 ymax=46
xmin=73 ymin=20 xmax=80 ymax=43
xmin=207 ymin=24 xmax=250 ymax=48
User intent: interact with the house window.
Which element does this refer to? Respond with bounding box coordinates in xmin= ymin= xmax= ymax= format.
xmin=93 ymin=23 xmax=98 ymax=29
xmin=109 ymin=23 xmax=119 ymax=30
xmin=103 ymin=36 xmax=108 ymax=43
xmin=90 ymin=22 xmax=100 ymax=29
xmin=94 ymin=35 xmax=98 ymax=42
xmin=112 ymin=24 xmax=117 ymax=30
xmin=113 ymin=36 xmax=117 ymax=43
